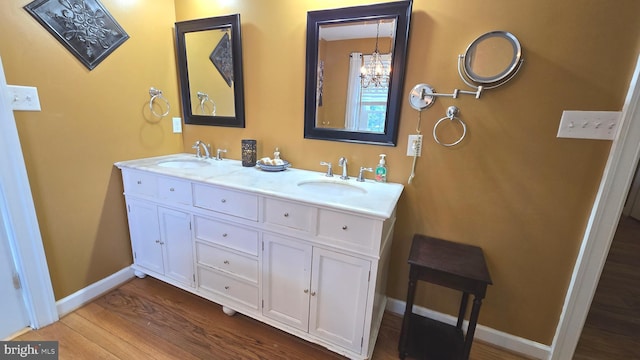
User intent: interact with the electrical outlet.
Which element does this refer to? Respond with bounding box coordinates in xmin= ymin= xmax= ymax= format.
xmin=407 ymin=134 xmax=423 ymax=156
xmin=7 ymin=85 xmax=41 ymax=111
xmin=172 ymin=117 xmax=182 ymax=133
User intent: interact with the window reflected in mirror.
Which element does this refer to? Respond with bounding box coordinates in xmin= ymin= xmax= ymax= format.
xmin=316 ymin=19 xmax=396 ymax=134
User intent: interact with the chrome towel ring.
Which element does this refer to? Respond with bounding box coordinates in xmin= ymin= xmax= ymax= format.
xmin=149 ymin=87 xmax=170 ymax=117
xmin=197 ymin=92 xmax=216 ymax=116
xmin=433 ymin=106 xmax=466 ymax=147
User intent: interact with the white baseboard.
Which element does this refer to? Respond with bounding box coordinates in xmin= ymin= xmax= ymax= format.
xmin=386 ymin=298 xmax=551 ymax=360
xmin=56 ymin=266 xmax=134 ymax=317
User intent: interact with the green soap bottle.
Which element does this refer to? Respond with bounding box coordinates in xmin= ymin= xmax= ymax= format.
xmin=375 ymin=154 xmax=387 ymax=183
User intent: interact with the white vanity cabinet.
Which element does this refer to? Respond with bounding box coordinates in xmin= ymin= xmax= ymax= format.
xmin=123 ymin=171 xmax=195 ymax=288
xmin=262 ymin=233 xmax=370 ymax=353
xmin=116 ymin=155 xmax=403 ymax=360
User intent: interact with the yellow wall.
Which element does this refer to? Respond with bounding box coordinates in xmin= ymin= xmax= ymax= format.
xmin=1 ymin=0 xmax=639 ymax=348
xmin=176 ymin=0 xmax=640 ymax=345
xmin=0 ymin=1 xmax=182 ymax=299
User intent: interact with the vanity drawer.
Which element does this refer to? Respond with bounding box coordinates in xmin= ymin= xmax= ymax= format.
xmin=196 ymin=242 xmax=258 ymax=283
xmin=194 ymin=216 xmax=259 ymax=256
xmin=193 ymin=184 xmax=258 ymax=221
xmin=157 ymin=177 xmax=192 ymax=205
xmin=264 ymin=198 xmax=314 ymax=232
xmin=317 ymin=209 xmax=377 ymax=248
xmin=122 ymin=170 xmax=157 ymax=198
xmin=198 ymin=267 xmax=258 ymax=309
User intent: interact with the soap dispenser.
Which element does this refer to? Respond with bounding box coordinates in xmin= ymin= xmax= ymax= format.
xmin=375 ymin=154 xmax=387 ymax=183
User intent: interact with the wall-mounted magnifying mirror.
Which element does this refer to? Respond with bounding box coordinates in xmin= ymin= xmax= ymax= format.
xmin=461 ymin=30 xmax=522 ymax=87
xmin=304 ymin=1 xmax=412 ymax=146
xmin=175 ymin=15 xmax=245 ymax=127
xmin=409 ymin=30 xmax=523 ymax=111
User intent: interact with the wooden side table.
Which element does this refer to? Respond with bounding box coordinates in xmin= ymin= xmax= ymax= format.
xmin=398 ymin=234 xmax=492 ymax=360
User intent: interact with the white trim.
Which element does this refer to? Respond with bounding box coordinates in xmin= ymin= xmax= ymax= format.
xmin=549 ymin=54 xmax=640 ymax=359
xmin=386 ymin=297 xmax=551 ymax=359
xmin=56 ymin=267 xmax=134 ymax=317
xmin=0 ymin=56 xmax=58 ymax=329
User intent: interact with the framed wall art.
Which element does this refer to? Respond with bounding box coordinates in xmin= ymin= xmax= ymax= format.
xmin=24 ymin=0 xmax=129 ymax=70
xmin=209 ymin=31 xmax=233 ymax=87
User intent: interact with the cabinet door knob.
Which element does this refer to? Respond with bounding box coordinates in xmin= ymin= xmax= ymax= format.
xmin=304 ymin=289 xmax=309 ymax=293
xmin=224 ymin=286 xmax=229 ymax=290
xmin=222 ymin=233 xmax=228 ymax=237
xmin=169 ymin=187 xmax=175 ymax=192
xmin=221 ymin=199 xmax=227 ymax=203
xmin=310 ymin=291 xmax=316 ymax=296
xmin=223 ymin=260 xmax=230 ymax=265
xmin=137 ymin=180 xmax=142 ymax=184
xmin=283 ymin=213 xmax=289 ymax=217
xmin=155 ymin=239 xmax=160 ymax=244
xmin=342 ymin=225 xmax=348 ymax=230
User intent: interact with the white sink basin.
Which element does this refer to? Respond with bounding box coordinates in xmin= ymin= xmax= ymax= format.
xmin=157 ymin=159 xmax=210 ymax=169
xmin=297 ymin=179 xmax=367 ymax=195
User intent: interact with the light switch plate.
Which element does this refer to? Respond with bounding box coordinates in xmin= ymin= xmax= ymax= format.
xmin=172 ymin=117 xmax=182 ymax=133
xmin=7 ymin=85 xmax=41 ymax=111
xmin=557 ymin=110 xmax=621 ymax=140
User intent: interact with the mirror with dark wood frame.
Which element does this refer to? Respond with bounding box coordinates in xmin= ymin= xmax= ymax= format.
xmin=304 ymin=1 xmax=412 ymax=146
xmin=175 ymin=14 xmax=245 ymax=127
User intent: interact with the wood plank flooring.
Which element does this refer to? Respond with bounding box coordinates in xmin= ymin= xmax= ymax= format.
xmin=573 ymin=216 xmax=640 ymax=359
xmin=13 ymin=277 xmax=530 ymax=359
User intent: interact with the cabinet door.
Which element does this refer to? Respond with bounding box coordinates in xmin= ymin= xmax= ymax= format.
xmin=262 ymin=234 xmax=312 ymax=331
xmin=126 ymin=199 xmax=163 ymax=274
xmin=158 ymin=207 xmax=194 ymax=287
xmin=309 ymin=248 xmax=370 ymax=353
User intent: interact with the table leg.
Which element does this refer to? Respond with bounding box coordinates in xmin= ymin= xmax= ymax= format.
xmin=456 ymin=292 xmax=469 ymax=330
xmin=398 ymin=270 xmax=418 ymax=359
xmin=462 ymin=296 xmax=483 ymax=359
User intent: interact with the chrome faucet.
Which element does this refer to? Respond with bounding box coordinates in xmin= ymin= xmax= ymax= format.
xmin=357 ymin=167 xmax=373 ymax=182
xmin=320 ymin=161 xmax=333 ymax=177
xmin=338 ymin=157 xmax=348 ymax=180
xmin=215 ymin=148 xmax=227 ymax=160
xmin=192 ymin=140 xmax=211 ymax=158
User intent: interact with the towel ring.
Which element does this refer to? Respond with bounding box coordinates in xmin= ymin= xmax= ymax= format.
xmin=197 ymin=92 xmax=216 ymax=116
xmin=149 ymin=87 xmax=170 ymax=117
xmin=433 ymin=106 xmax=467 ymax=147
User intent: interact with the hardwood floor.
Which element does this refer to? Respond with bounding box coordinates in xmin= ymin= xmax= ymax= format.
xmin=13 ymin=277 xmax=530 ymax=360
xmin=573 ymin=216 xmax=640 ymax=359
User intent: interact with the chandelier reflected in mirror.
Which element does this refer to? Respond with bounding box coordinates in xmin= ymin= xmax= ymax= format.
xmin=360 ymin=21 xmax=391 ymax=88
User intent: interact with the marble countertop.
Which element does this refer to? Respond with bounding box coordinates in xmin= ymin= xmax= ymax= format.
xmin=115 ymin=153 xmax=404 ymax=219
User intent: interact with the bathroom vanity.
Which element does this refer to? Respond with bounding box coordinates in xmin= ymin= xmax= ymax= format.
xmin=115 ymin=154 xmax=403 ymax=359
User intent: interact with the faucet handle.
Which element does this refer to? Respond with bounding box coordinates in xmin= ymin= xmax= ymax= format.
xmin=216 ymin=149 xmax=227 ymax=160
xmin=320 ymin=161 xmax=333 ymax=177
xmin=357 ymin=167 xmax=373 ymax=182
xmin=192 ymin=140 xmax=202 ymax=157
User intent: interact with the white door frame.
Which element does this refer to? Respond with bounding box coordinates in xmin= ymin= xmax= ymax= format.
xmin=550 ymin=54 xmax=640 ymax=359
xmin=0 ymin=56 xmax=58 ymax=331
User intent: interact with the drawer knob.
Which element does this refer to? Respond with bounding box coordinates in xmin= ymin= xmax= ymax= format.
xmin=224 ymin=286 xmax=230 ymax=290
xmin=221 ymin=199 xmax=227 ymax=203
xmin=283 ymin=213 xmax=289 ymax=217
xmin=169 ymin=187 xmax=175 ymax=192
xmin=137 ymin=180 xmax=142 ymax=184
xmin=342 ymin=225 xmax=348 ymax=230
xmin=223 ymin=260 xmax=230 ymax=265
